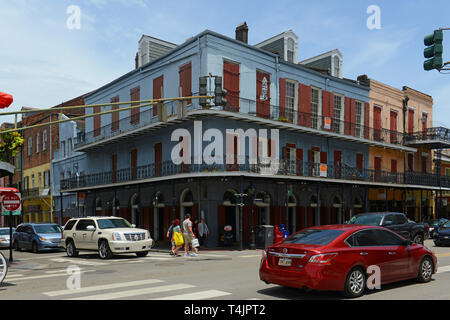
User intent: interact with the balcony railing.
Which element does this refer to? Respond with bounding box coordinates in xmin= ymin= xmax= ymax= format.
xmin=75 ymin=97 xmax=409 ymax=149
xmin=60 ymin=156 xmax=450 ymax=191
xmin=404 ymin=127 xmax=450 ymax=148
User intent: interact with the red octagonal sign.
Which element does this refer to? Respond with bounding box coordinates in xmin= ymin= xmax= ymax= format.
xmin=2 ymin=193 xmax=21 ymax=211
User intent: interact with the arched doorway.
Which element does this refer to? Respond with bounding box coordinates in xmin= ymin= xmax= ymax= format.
xmin=180 ymin=188 xmax=195 ymax=221
xmin=254 ymin=191 xmax=271 ymax=226
xmin=286 ymin=194 xmax=297 ymax=234
xmin=130 ymin=193 xmax=139 ymax=227
xmin=332 ymin=196 xmax=342 ymax=224
xmin=95 ymin=198 xmax=102 ymax=216
xmin=153 ymin=191 xmax=166 ymax=241
xmin=112 ymin=198 xmax=120 ymax=217
xmin=219 ymin=190 xmax=239 ymax=244
xmin=354 ymin=196 xmax=363 ymax=217
xmin=308 ymin=195 xmax=318 ymax=226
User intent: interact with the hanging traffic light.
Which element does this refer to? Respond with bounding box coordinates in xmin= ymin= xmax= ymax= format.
xmin=424 ymin=30 xmax=444 ymax=71
xmin=199 ymin=77 xmax=208 ymax=107
xmin=214 ymin=76 xmax=228 ymax=107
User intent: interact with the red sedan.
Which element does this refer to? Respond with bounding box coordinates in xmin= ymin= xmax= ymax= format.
xmin=259 ymin=225 xmax=437 ymax=298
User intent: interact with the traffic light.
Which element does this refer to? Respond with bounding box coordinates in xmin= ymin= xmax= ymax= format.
xmin=214 ymin=76 xmax=228 ymax=107
xmin=424 ymin=30 xmax=444 ymax=71
xmin=199 ymin=77 xmax=208 ymax=107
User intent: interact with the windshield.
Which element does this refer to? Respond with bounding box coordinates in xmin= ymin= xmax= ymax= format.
xmin=97 ymin=218 xmax=132 ymax=229
xmin=34 ymin=225 xmax=62 ymax=234
xmin=348 ymin=214 xmax=384 ymax=226
xmin=443 ymin=221 xmax=450 ymax=228
xmin=0 ymin=228 xmax=14 ymax=235
xmin=282 ymin=229 xmax=344 ymax=245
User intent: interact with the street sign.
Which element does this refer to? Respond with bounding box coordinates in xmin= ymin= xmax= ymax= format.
xmin=2 ymin=193 xmax=21 ymax=212
xmin=1 ymin=210 xmax=21 ymax=216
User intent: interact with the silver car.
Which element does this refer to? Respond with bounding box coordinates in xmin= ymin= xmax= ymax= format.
xmin=0 ymin=227 xmax=15 ymax=249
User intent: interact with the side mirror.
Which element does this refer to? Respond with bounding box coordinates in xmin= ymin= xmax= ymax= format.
xmin=86 ymin=225 xmax=96 ymax=231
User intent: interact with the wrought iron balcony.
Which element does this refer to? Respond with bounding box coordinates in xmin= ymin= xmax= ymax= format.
xmin=404 ymin=127 xmax=450 ymax=149
xmin=59 ymin=156 xmax=450 ymax=191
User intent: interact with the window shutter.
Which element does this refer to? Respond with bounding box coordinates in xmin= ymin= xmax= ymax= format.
xmin=320 ymin=152 xmax=327 ymax=164
xmin=298 ymin=83 xmax=311 ymax=126
xmin=223 ymin=60 xmax=240 ymax=111
xmin=153 ymin=75 xmax=164 ymax=116
xmin=111 ymin=96 xmax=119 ymax=132
xmin=179 ymin=63 xmax=192 ymax=104
xmin=279 ymin=78 xmax=286 ymax=118
xmin=364 ymin=102 xmax=370 ymax=139
xmin=344 ymin=97 xmax=351 ymax=135
xmin=93 ymin=106 xmax=101 ymax=137
xmin=296 ymin=148 xmax=303 ymax=176
xmin=130 ymin=87 xmax=140 ymax=124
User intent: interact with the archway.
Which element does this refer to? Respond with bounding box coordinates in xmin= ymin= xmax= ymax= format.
xmin=180 ymin=188 xmax=195 ymax=221
xmin=308 ymin=195 xmax=318 ymax=226
xmin=130 ymin=193 xmax=139 ymax=227
xmin=220 ymin=189 xmax=239 ymax=244
xmin=286 ymin=193 xmax=297 ymax=234
xmin=95 ymin=198 xmax=102 ymax=216
xmin=332 ymin=195 xmax=342 ymax=224
xmin=254 ymin=191 xmax=271 ymax=226
xmin=354 ymin=196 xmax=363 ymax=217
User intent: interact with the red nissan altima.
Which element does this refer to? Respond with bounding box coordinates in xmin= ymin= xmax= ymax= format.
xmin=259 ymin=225 xmax=437 ymax=298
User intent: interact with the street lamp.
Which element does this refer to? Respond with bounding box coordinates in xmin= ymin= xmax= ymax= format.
xmin=247 ymin=185 xmax=256 ymax=250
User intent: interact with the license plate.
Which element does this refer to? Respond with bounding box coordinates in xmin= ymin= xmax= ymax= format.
xmin=278 ymin=257 xmax=292 ymax=267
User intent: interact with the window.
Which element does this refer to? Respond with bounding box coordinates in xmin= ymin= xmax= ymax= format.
xmin=27 ymin=137 xmax=32 ymax=156
xmin=38 ymin=173 xmax=42 ymax=190
xmin=42 ymin=130 xmax=47 ymax=151
xmin=61 ymin=141 xmax=66 ymax=158
xmin=446 ymin=168 xmax=450 ymax=177
xmin=333 ymin=56 xmax=340 ymax=77
xmin=68 ymin=138 xmax=73 ymax=157
xmin=44 ymin=170 xmax=50 ymax=188
xmin=63 ymin=220 xmax=77 ymax=231
xmin=346 ymin=229 xmax=379 ymax=247
xmin=392 ymin=214 xmax=407 ymax=225
xmin=36 ymin=133 xmax=40 ymax=153
xmin=333 ymin=94 xmax=343 ymax=134
xmin=285 ymin=82 xmax=295 ymax=122
xmin=75 ymin=219 xmax=96 ymax=231
xmin=355 ymin=101 xmax=363 ymax=137
xmin=283 ymin=229 xmax=344 ymax=245
xmin=60 ymin=172 xmax=64 ymax=182
xmin=348 ymin=213 xmax=384 ymax=226
xmin=375 ymin=229 xmax=406 ymax=246
xmin=31 ymin=174 xmax=35 ymax=189
xmin=24 ymin=176 xmax=29 ymax=190
xmin=287 ymin=38 xmax=295 ymax=63
xmin=311 ymin=87 xmax=321 ymax=129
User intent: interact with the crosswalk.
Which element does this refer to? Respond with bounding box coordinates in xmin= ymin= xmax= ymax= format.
xmin=42 ymin=278 xmax=232 ymax=300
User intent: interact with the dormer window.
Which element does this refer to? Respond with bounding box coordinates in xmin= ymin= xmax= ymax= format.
xmin=287 ymin=38 xmax=295 ymax=63
xmin=333 ymin=56 xmax=341 ymax=78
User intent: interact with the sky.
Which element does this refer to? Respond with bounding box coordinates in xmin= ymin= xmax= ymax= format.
xmin=1 ymin=0 xmax=450 ymax=127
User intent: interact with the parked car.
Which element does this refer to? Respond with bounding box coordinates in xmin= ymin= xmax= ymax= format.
xmin=12 ymin=223 xmax=63 ymax=253
xmin=62 ymin=217 xmax=154 ymax=259
xmin=259 ymin=225 xmax=437 ymax=298
xmin=433 ymin=220 xmax=450 ymax=247
xmin=425 ymin=219 xmax=449 ymax=239
xmin=347 ymin=212 xmax=429 ymax=244
xmin=0 ymin=227 xmax=15 ymax=249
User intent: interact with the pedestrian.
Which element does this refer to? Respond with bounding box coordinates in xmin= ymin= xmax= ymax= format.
xmin=182 ymin=214 xmax=197 ymax=257
xmin=166 ymin=220 xmax=175 ymax=255
xmin=192 ymin=218 xmax=199 ymax=238
xmin=171 ymin=219 xmax=183 ymax=256
xmin=198 ymin=218 xmax=209 ymax=247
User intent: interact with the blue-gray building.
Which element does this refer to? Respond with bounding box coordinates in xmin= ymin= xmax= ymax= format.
xmin=60 ymin=26 xmax=419 ymax=247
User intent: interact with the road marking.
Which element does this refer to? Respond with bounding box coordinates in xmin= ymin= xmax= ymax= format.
xmin=67 ymin=283 xmax=195 ymax=300
xmin=437 ymin=265 xmax=450 ymax=274
xmin=18 ymin=253 xmax=66 ymax=261
xmin=436 ymin=253 xmax=450 ymax=258
xmin=239 ymin=255 xmax=261 ymax=258
xmin=152 ymin=289 xmax=232 ymax=300
xmin=50 ymin=258 xmax=107 ymax=266
xmin=5 ymin=270 xmax=95 ymax=282
xmin=43 ymin=279 xmax=164 ymax=297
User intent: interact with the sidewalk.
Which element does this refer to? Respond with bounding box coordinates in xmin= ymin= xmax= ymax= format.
xmin=150 ymin=241 xmax=258 ymax=254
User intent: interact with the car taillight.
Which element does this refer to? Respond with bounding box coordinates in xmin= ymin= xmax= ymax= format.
xmin=308 ymin=253 xmax=338 ymax=265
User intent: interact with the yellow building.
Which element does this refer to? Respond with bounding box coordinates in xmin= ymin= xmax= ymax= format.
xmin=22 ymin=163 xmax=53 ymax=223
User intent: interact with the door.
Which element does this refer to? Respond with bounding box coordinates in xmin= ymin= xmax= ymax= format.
xmin=390 ymin=111 xmax=397 ymax=143
xmin=154 ymin=142 xmax=162 ymax=177
xmin=374 ymin=229 xmax=411 ymax=280
xmin=130 ymin=149 xmax=138 ymax=180
xmin=153 ymin=75 xmax=164 ymax=117
xmin=334 ymin=150 xmax=342 ymax=179
xmin=112 ymin=154 xmax=117 ymax=183
xmin=356 ymin=153 xmax=363 ymax=175
xmin=373 ymin=106 xmax=382 ymax=141
xmin=157 ymin=208 xmax=165 ymax=241
xmin=23 ymin=225 xmax=34 ymax=249
xmin=74 ymin=219 xmax=96 ymax=249
xmin=223 ymin=60 xmax=240 ymax=111
xmin=374 ymin=157 xmax=382 ymax=180
xmin=422 ymin=113 xmax=428 ymax=137
xmin=408 ymin=109 xmax=414 ymax=133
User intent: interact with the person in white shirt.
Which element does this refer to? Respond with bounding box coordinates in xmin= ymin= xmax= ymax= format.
xmin=197 ymin=218 xmax=210 ymax=247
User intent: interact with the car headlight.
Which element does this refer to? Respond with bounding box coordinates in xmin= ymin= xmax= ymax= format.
xmin=39 ymin=237 xmax=50 ymax=242
xmin=112 ymin=232 xmax=122 ymax=241
xmin=0 ymin=237 xmax=6 ymax=242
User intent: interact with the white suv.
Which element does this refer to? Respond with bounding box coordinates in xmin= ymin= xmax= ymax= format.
xmin=62 ymin=217 xmax=154 ymax=259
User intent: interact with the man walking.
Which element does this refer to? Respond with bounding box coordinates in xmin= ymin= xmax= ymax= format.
xmin=198 ymin=218 xmax=209 ymax=247
xmin=182 ymin=214 xmax=197 ymax=257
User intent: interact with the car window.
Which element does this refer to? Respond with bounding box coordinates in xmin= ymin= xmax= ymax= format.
xmin=34 ymin=225 xmax=62 ymax=234
xmin=383 ymin=215 xmax=395 ymax=226
xmin=75 ymin=220 xmax=87 ymax=231
xmin=282 ymin=229 xmax=344 ymax=245
xmin=97 ymin=219 xmax=132 ymax=230
xmin=347 ymin=229 xmax=379 ymax=247
xmin=374 ymin=229 xmax=405 ymax=246
xmin=24 ymin=226 xmax=34 ymax=234
xmin=64 ymin=220 xmax=77 ymax=231
xmin=15 ymin=225 xmax=23 ymax=233
xmin=0 ymin=229 xmax=14 ymax=235
xmin=348 ymin=214 xmax=384 ymax=226
xmin=393 ymin=214 xmax=407 ymax=225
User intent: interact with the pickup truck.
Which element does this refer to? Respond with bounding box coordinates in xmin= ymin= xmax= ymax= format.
xmin=347 ymin=212 xmax=429 ymax=244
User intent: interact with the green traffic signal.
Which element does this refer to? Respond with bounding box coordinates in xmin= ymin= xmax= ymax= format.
xmin=423 ymin=29 xmax=444 ymax=71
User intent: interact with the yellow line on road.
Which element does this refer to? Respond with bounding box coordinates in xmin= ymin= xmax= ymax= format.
xmin=436 ymin=253 xmax=450 ymax=258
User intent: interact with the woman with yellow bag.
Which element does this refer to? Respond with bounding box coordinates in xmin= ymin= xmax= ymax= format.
xmin=171 ymin=219 xmax=184 ymax=257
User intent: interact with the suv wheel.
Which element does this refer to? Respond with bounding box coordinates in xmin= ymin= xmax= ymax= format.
xmin=413 ymin=234 xmax=424 ymax=245
xmin=66 ymin=240 xmax=79 ymax=257
xmin=343 ymin=267 xmax=366 ymax=298
xmin=98 ymin=240 xmax=113 ymax=259
xmin=13 ymin=241 xmax=21 ymax=251
xmin=417 ymin=257 xmax=433 ymax=283
xmin=32 ymin=242 xmax=39 ymax=254
xmin=136 ymin=251 xmax=149 ymax=257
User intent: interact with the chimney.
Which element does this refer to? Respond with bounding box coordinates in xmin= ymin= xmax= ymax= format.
xmin=357 ymin=74 xmax=370 ymax=86
xmin=235 ymin=22 xmax=248 ymax=44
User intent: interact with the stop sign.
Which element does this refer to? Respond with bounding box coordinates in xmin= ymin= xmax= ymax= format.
xmin=2 ymin=193 xmax=21 ymax=211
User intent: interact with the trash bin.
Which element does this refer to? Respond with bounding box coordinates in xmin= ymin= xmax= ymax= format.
xmin=256 ymin=225 xmax=274 ymax=249
xmin=223 ymin=225 xmax=233 ymax=246
xmin=274 ymin=225 xmax=284 ymax=244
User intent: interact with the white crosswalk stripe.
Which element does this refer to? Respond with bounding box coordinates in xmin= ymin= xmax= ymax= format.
xmin=5 ymin=269 xmax=95 ymax=282
xmin=152 ymin=289 xmax=231 ymax=300
xmin=50 ymin=258 xmax=107 ymax=266
xmin=437 ymin=265 xmax=450 ymax=274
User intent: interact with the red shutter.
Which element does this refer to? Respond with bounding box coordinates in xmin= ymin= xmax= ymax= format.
xmin=364 ymin=103 xmax=370 ymax=139
xmin=320 ymin=152 xmax=327 ymax=164
xmin=112 ymin=154 xmax=117 ymax=183
xmin=296 ymin=148 xmax=303 ymax=176
xmin=279 ymin=78 xmax=286 ymax=118
xmin=154 ymin=142 xmax=162 ymax=176
xmin=256 ymin=71 xmax=270 ymax=119
xmin=298 ymin=83 xmax=311 ymax=126
xmin=390 ymin=111 xmax=398 ymax=143
xmin=322 ymin=91 xmax=333 ymax=130
xmin=93 ymin=106 xmax=101 ymax=137
xmin=408 ymin=109 xmax=414 ymax=133
xmin=131 ymin=149 xmax=138 ymax=180
xmin=179 ymin=63 xmax=192 ymax=104
xmin=334 ymin=150 xmax=342 ymax=179
xmin=356 ymin=153 xmax=363 ymax=171
xmin=111 ymin=96 xmax=119 ymax=132
xmin=223 ymin=60 xmax=240 ymax=112
xmin=344 ymin=97 xmax=351 ymax=135
xmin=130 ymin=87 xmax=140 ymax=124
xmin=391 ymin=159 xmax=397 ymax=173
xmin=153 ymin=75 xmax=164 ymax=116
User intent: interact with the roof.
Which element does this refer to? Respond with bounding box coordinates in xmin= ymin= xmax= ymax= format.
xmin=298 ymin=49 xmax=343 ymax=64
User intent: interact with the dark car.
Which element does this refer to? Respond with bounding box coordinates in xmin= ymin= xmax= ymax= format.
xmin=348 ymin=212 xmax=429 ymax=244
xmin=425 ymin=219 xmax=449 ymax=239
xmin=433 ymin=220 xmax=450 ymax=247
xmin=13 ymin=223 xmax=63 ymax=253
xmin=260 ymin=225 xmax=437 ymax=298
